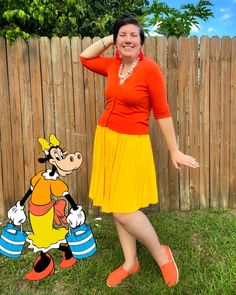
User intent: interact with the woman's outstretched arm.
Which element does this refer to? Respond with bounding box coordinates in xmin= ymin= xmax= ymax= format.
xmin=157 ymin=117 xmax=200 ymax=169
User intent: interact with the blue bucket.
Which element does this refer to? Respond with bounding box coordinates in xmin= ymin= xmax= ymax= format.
xmin=66 ymin=224 xmax=97 ymax=259
xmin=0 ymin=223 xmax=27 ymax=258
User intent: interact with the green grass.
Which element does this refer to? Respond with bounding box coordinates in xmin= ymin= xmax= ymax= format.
xmin=0 ymin=209 xmax=236 ymax=295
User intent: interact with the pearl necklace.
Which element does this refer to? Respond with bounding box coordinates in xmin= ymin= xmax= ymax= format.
xmin=118 ymin=57 xmax=140 ymax=79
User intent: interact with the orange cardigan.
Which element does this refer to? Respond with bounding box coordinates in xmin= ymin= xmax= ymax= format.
xmin=80 ymin=55 xmax=171 ymax=135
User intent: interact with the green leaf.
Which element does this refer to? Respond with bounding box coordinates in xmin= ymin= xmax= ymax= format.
xmin=39 ymin=15 xmax=44 ymax=26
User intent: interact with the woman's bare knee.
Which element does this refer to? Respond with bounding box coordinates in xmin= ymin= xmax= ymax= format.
xmin=113 ymin=213 xmax=128 ymax=224
xmin=113 ymin=212 xmax=137 ymax=224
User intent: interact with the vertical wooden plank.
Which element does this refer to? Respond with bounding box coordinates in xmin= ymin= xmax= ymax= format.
xmin=199 ymin=36 xmax=210 ymax=209
xmin=93 ymin=37 xmax=105 ymax=123
xmin=0 ymin=133 xmax=4 ymax=217
xmin=101 ymin=42 xmax=113 ymax=128
xmin=61 ymin=36 xmax=77 ymax=202
xmin=82 ymin=37 xmax=96 ymax=214
xmin=143 ymin=37 xmax=159 ymax=213
xmin=155 ymin=36 xmax=169 ymax=212
xmin=28 ymin=37 xmax=45 ymax=172
xmin=17 ymin=38 xmax=35 ymax=192
xmin=71 ymin=37 xmax=89 ymax=212
xmin=7 ymin=39 xmax=25 ymax=206
xmin=209 ymin=37 xmax=221 ymax=208
xmin=220 ymin=37 xmax=231 ymax=208
xmin=230 ymin=37 xmax=236 ymax=208
xmin=167 ymin=36 xmax=179 ymax=211
xmin=144 ymin=37 xmax=159 ymax=214
xmin=0 ymin=37 xmax=14 ymax=212
xmin=61 ymin=37 xmax=76 ymax=152
xmin=39 ymin=37 xmax=55 ymax=138
xmin=51 ymin=37 xmax=66 ymax=145
xmin=178 ymin=37 xmax=190 ymax=211
xmin=189 ymin=36 xmax=200 ymax=209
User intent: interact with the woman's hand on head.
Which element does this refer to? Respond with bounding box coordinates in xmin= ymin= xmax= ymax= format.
xmin=106 ymin=34 xmax=114 ymax=45
xmin=170 ymin=150 xmax=200 ymax=169
xmin=101 ymin=35 xmax=114 ymax=49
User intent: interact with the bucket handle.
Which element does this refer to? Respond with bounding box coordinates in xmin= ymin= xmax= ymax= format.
xmin=68 ymin=224 xmax=87 ymax=236
xmin=8 ymin=220 xmax=23 ymax=233
xmin=68 ymin=224 xmax=71 ymax=235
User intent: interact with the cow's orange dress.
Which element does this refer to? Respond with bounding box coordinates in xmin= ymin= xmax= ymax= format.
xmin=27 ymin=170 xmax=68 ymax=252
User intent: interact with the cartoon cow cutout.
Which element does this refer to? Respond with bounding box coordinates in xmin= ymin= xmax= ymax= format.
xmin=7 ymin=134 xmax=87 ymax=280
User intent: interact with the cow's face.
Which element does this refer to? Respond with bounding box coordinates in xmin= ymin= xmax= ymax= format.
xmin=49 ymin=147 xmax=82 ymax=176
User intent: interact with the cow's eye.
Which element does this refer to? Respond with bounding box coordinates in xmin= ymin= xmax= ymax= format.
xmin=55 ymin=153 xmax=60 ymax=161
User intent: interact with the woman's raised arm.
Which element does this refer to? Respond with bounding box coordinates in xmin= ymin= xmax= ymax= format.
xmin=80 ymin=34 xmax=114 ymax=58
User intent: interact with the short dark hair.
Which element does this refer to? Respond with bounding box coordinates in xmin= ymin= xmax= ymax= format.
xmin=111 ymin=14 xmax=145 ymax=45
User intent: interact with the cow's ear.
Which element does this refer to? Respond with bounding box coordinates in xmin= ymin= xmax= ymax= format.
xmin=38 ymin=157 xmax=48 ymax=163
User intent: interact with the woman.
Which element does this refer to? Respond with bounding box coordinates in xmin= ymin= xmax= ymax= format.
xmin=80 ymin=15 xmax=199 ymax=287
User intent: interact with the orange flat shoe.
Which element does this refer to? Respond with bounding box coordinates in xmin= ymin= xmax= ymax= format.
xmin=159 ymin=245 xmax=179 ymax=287
xmin=106 ymin=260 xmax=140 ymax=287
xmin=24 ymin=253 xmax=55 ymax=281
xmin=59 ymin=251 xmax=77 ymax=269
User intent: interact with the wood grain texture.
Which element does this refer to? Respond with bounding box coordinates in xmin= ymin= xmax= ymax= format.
xmin=230 ymin=37 xmax=236 ymax=208
xmin=0 ymin=37 xmax=14 ymax=211
xmin=189 ymin=36 xmax=200 ymax=209
xmin=199 ymin=36 xmax=210 ymax=209
xmin=71 ymin=37 xmax=88 ymax=212
xmin=167 ymin=36 xmax=179 ymax=211
xmin=209 ymin=37 xmax=221 ymax=208
xmin=178 ymin=37 xmax=190 ymax=211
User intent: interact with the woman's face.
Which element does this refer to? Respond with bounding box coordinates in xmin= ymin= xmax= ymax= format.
xmin=116 ymin=24 xmax=141 ymax=61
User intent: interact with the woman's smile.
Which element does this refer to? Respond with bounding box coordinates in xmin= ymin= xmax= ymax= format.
xmin=116 ymin=24 xmax=141 ymax=61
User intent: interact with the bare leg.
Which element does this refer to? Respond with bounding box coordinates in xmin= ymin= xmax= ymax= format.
xmin=113 ymin=210 xmax=169 ymax=266
xmin=114 ymin=219 xmax=138 ymax=270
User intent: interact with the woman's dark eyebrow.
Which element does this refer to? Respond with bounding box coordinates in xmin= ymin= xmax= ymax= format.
xmin=119 ymin=31 xmax=138 ymax=34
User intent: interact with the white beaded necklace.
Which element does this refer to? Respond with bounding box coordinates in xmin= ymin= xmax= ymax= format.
xmin=118 ymin=57 xmax=140 ymax=79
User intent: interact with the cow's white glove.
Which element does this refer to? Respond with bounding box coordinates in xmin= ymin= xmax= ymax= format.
xmin=7 ymin=201 xmax=27 ymax=226
xmin=66 ymin=205 xmax=85 ymax=228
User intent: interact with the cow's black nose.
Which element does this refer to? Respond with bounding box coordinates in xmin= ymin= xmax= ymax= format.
xmin=77 ymin=153 xmax=81 ymax=159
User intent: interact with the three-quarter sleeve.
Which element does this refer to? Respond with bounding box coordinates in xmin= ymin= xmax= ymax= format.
xmin=80 ymin=56 xmax=113 ymax=76
xmin=147 ymin=62 xmax=172 ymax=119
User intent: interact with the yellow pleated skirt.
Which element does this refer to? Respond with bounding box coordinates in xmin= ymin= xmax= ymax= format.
xmin=89 ymin=126 xmax=158 ymax=213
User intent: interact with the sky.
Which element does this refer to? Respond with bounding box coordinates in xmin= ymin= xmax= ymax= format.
xmin=149 ymin=0 xmax=236 ymax=37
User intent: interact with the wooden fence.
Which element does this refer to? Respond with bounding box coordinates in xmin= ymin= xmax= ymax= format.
xmin=0 ymin=36 xmax=235 ymax=217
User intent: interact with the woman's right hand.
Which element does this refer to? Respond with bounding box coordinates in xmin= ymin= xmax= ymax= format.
xmin=102 ymin=35 xmax=114 ymax=47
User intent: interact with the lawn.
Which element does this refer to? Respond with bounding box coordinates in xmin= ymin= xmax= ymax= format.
xmin=0 ymin=209 xmax=236 ymax=295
